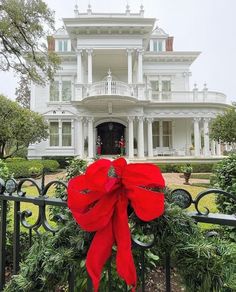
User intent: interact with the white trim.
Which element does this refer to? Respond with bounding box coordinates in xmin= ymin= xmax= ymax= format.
xmin=94 ymin=118 xmax=127 ymax=128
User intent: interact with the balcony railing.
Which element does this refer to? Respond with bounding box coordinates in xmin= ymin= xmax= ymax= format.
xmin=87 ymin=81 xmax=137 ymax=97
xmin=73 ymin=83 xmax=229 ymax=105
xmin=150 ymin=90 xmax=228 ymax=104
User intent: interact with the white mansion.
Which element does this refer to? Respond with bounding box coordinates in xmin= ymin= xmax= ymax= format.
xmin=28 ymin=4 xmax=232 ymax=160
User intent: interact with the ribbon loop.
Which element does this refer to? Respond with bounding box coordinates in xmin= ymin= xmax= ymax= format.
xmin=68 ymin=157 xmax=165 ymax=291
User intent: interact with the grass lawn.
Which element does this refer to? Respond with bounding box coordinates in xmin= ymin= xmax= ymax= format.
xmin=8 ymin=184 xmax=60 ymax=231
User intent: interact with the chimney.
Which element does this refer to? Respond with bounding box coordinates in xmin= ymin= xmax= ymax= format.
xmin=166 ymin=37 xmax=174 ymax=51
xmin=47 ymin=36 xmax=55 ymax=52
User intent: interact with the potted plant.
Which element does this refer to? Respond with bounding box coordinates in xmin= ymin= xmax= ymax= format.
xmin=181 ymin=164 xmax=193 ymax=184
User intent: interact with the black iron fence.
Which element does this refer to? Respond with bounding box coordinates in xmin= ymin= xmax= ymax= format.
xmin=0 ymin=175 xmax=236 ymax=292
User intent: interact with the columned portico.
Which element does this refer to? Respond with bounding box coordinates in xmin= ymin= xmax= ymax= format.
xmin=87 ymin=117 xmax=94 ymax=158
xmin=128 ymin=116 xmax=134 ymax=158
xmin=87 ymin=49 xmax=93 ymax=84
xmin=194 ymin=118 xmax=201 ymax=156
xmin=137 ymin=116 xmax=144 ymax=158
xmin=147 ymin=118 xmax=153 ymax=157
xmin=203 ymin=118 xmax=210 ymax=157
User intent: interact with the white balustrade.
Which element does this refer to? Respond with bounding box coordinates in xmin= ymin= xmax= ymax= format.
xmin=85 ymin=81 xmax=136 ymax=97
xmin=150 ymin=90 xmax=227 ymax=104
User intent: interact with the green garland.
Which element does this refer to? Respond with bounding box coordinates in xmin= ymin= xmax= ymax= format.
xmin=4 ymin=160 xmax=236 ymax=292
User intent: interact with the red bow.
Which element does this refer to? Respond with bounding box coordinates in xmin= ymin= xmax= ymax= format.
xmin=67 ymin=158 xmax=165 ymax=291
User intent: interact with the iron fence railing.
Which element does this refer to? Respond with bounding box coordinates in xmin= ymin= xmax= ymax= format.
xmin=0 ymin=175 xmax=235 ymax=292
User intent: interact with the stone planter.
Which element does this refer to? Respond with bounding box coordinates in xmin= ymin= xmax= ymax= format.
xmin=183 ymin=172 xmax=191 ymax=184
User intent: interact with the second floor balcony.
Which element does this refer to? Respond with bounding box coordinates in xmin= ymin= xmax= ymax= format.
xmin=72 ymin=81 xmax=229 ymax=105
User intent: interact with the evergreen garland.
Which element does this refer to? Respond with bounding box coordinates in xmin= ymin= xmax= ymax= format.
xmin=4 ymin=160 xmax=236 ymax=292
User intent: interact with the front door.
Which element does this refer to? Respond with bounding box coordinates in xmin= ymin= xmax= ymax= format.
xmin=97 ymin=122 xmax=125 ymax=155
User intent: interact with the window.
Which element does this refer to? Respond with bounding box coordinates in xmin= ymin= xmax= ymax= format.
xmin=50 ymin=81 xmax=59 ymax=101
xmin=153 ymin=121 xmax=160 ymax=147
xmin=50 ymin=122 xmax=59 ymax=146
xmin=150 ymin=81 xmax=159 ymax=99
xmin=163 ymin=121 xmax=172 ymax=147
xmin=58 ymin=40 xmax=68 ymax=52
xmin=153 ymin=40 xmax=158 ymax=52
xmin=158 ymin=41 xmax=163 ymax=52
xmin=162 ymin=80 xmax=171 ymax=100
xmin=62 ymin=81 xmax=71 ymax=101
xmin=62 ymin=122 xmax=71 ymax=146
xmin=150 ymin=81 xmax=159 ymax=91
xmin=152 ymin=40 xmax=164 ymax=52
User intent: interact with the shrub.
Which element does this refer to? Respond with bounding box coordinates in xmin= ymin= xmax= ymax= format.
xmin=0 ymin=159 xmax=10 ymax=180
xmin=6 ymin=161 xmax=43 ymax=178
xmin=213 ymin=154 xmax=236 ymax=215
xmin=6 ymin=159 xmax=59 ymax=178
xmin=35 ymin=160 xmax=59 ymax=172
xmin=42 ymin=156 xmax=74 ymax=168
xmin=156 ymin=162 xmax=216 ymax=173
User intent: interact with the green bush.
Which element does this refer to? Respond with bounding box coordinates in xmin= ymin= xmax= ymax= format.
xmin=42 ymin=156 xmax=74 ymax=168
xmin=156 ymin=162 xmax=216 ymax=173
xmin=35 ymin=160 xmax=59 ymax=172
xmin=213 ymin=154 xmax=236 ymax=215
xmin=6 ymin=161 xmax=43 ymax=178
xmin=0 ymin=159 xmax=10 ymax=180
xmin=6 ymin=159 xmax=60 ymax=178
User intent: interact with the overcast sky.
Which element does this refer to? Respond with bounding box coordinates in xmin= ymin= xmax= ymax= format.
xmin=1 ymin=0 xmax=236 ymax=101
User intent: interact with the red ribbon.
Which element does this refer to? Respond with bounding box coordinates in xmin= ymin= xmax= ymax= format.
xmin=67 ymin=158 xmax=165 ymax=291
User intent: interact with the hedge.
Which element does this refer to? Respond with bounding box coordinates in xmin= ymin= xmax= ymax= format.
xmin=156 ymin=162 xmax=217 ymax=173
xmin=42 ymin=156 xmax=74 ymax=168
xmin=5 ymin=159 xmax=59 ymax=178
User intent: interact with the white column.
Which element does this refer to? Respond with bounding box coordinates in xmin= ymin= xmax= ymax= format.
xmin=77 ymin=117 xmax=84 ymax=157
xmin=71 ymin=119 xmax=75 ymax=149
xmin=203 ymin=118 xmax=210 ymax=157
xmin=211 ymin=140 xmax=216 ymax=156
xmin=194 ymin=118 xmax=201 ymax=156
xmin=127 ymin=49 xmax=133 ymax=84
xmin=58 ymin=119 xmax=62 ymax=146
xmin=77 ymin=50 xmax=83 ymax=83
xmin=137 ymin=116 xmax=144 ymax=158
xmin=87 ymin=117 xmax=94 ymax=158
xmin=137 ymin=49 xmax=143 ymax=83
xmin=216 ymin=142 xmax=221 ymax=156
xmin=160 ymin=121 xmax=163 ymax=147
xmin=147 ymin=118 xmax=153 ymax=157
xmin=87 ymin=49 xmax=93 ymax=84
xmin=128 ymin=117 xmax=135 ymax=159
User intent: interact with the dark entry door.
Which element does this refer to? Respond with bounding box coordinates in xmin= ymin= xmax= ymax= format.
xmin=97 ymin=122 xmax=125 ymax=155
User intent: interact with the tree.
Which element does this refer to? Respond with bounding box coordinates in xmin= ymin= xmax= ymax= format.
xmin=0 ymin=0 xmax=60 ymax=85
xmin=15 ymin=75 xmax=30 ymax=108
xmin=210 ymin=108 xmax=236 ymax=144
xmin=0 ymin=94 xmax=48 ymax=159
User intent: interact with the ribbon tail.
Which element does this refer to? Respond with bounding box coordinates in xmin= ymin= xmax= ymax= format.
xmin=86 ymin=220 xmax=114 ymax=291
xmin=113 ymin=192 xmax=137 ymax=290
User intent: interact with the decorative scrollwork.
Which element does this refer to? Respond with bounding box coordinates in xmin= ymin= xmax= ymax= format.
xmin=170 ymin=189 xmax=193 ymax=209
xmin=193 ymin=189 xmax=236 ymax=215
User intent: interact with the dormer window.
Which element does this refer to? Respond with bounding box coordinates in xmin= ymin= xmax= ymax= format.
xmin=150 ymin=39 xmax=165 ymax=52
xmin=58 ymin=40 xmax=68 ymax=52
xmin=55 ymin=39 xmax=71 ymax=52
